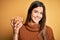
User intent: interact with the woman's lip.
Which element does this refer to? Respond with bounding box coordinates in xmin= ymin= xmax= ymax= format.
xmin=35 ymin=18 xmax=40 ymax=20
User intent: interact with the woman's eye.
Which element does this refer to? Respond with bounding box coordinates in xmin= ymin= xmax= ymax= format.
xmin=34 ymin=11 xmax=38 ymax=13
xmin=40 ymin=12 xmax=43 ymax=14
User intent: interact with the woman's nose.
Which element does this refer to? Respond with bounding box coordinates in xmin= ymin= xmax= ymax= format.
xmin=36 ymin=13 xmax=40 ymax=17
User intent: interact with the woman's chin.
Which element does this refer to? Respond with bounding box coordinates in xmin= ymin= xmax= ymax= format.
xmin=33 ymin=21 xmax=39 ymax=24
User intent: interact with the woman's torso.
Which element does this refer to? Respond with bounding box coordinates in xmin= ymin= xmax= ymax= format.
xmin=18 ymin=23 xmax=55 ymax=40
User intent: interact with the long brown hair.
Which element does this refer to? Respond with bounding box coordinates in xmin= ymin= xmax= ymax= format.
xmin=24 ymin=1 xmax=46 ymax=31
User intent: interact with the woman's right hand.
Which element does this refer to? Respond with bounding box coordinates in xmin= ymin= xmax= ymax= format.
xmin=10 ymin=16 xmax=23 ymax=34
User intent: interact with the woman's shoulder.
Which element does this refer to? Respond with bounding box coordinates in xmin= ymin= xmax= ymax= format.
xmin=46 ymin=25 xmax=53 ymax=31
xmin=45 ymin=25 xmax=55 ymax=40
xmin=45 ymin=25 xmax=53 ymax=34
xmin=19 ymin=24 xmax=28 ymax=32
xmin=19 ymin=24 xmax=26 ymax=30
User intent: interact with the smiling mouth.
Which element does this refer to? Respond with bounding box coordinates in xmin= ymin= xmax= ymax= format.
xmin=34 ymin=17 xmax=40 ymax=19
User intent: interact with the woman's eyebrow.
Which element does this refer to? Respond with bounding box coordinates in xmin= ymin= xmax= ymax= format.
xmin=33 ymin=10 xmax=38 ymax=12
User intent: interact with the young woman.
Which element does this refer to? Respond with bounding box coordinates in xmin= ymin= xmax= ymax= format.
xmin=11 ymin=1 xmax=55 ymax=40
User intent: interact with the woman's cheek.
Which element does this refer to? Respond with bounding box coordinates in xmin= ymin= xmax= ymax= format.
xmin=39 ymin=14 xmax=43 ymax=19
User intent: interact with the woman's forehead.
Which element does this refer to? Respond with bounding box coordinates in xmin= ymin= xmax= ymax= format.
xmin=32 ymin=7 xmax=43 ymax=12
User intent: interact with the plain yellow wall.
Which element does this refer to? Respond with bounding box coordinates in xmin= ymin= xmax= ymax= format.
xmin=0 ymin=0 xmax=60 ymax=40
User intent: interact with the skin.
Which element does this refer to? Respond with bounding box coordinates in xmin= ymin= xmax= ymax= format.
xmin=10 ymin=16 xmax=23 ymax=40
xmin=10 ymin=7 xmax=43 ymax=40
xmin=30 ymin=7 xmax=43 ymax=24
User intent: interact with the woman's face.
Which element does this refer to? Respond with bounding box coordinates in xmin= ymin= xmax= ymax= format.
xmin=31 ymin=7 xmax=43 ymax=24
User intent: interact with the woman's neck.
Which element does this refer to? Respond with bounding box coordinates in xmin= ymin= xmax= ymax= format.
xmin=30 ymin=20 xmax=39 ymax=25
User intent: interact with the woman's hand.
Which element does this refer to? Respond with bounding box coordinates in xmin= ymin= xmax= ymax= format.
xmin=10 ymin=16 xmax=23 ymax=34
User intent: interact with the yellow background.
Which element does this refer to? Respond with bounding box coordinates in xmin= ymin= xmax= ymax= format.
xmin=0 ymin=0 xmax=60 ymax=40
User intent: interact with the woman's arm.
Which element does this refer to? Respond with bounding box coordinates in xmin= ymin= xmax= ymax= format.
xmin=13 ymin=30 xmax=19 ymax=40
xmin=10 ymin=16 xmax=23 ymax=40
